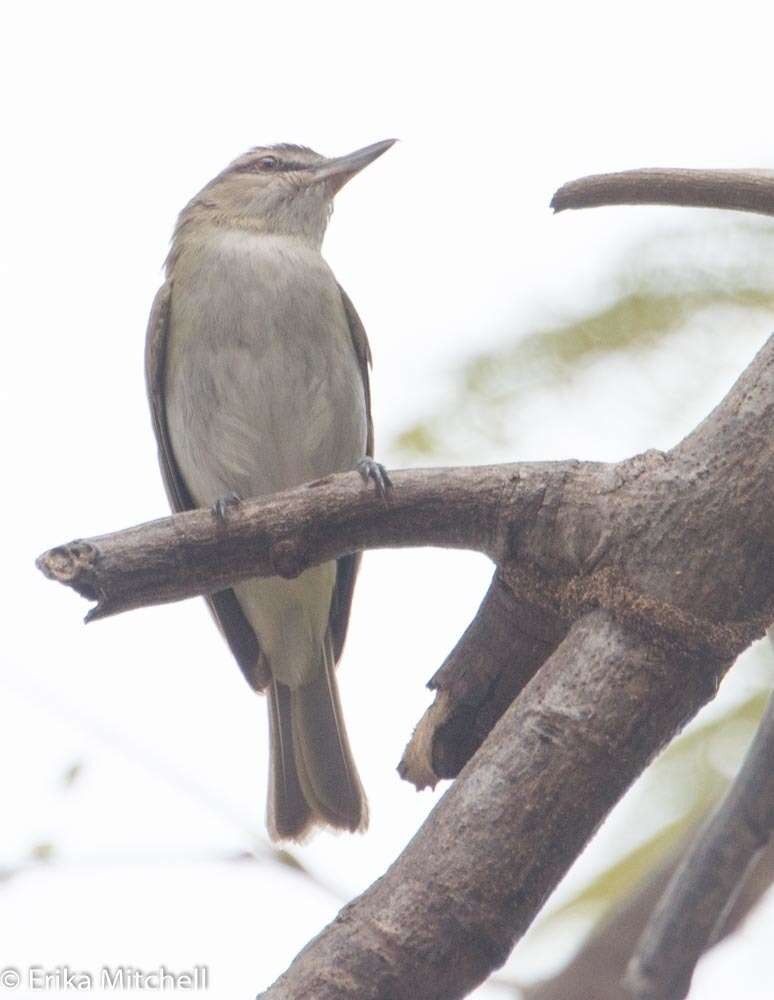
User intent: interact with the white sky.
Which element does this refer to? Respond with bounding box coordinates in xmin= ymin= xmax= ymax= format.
xmin=2 ymin=1 xmax=774 ymax=997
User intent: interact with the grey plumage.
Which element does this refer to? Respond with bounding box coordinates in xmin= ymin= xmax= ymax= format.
xmin=145 ymin=140 xmax=394 ymax=840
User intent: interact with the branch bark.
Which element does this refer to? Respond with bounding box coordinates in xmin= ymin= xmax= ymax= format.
xmin=256 ymin=613 xmax=724 ymax=1000
xmin=399 ymin=572 xmax=566 ymax=787
xmin=625 ymin=687 xmax=774 ymax=1000
xmin=36 ymin=464 xmax=518 ymax=620
xmin=551 ymin=168 xmax=774 ymax=216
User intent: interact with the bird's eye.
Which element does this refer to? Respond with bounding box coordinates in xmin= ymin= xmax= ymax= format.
xmin=256 ymin=155 xmax=279 ymax=171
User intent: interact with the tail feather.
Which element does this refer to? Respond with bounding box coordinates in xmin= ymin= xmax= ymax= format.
xmin=267 ymin=680 xmax=313 ymax=841
xmin=266 ymin=633 xmax=367 ymax=842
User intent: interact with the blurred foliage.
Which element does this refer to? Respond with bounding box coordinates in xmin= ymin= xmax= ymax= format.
xmin=393 ymin=220 xmax=774 ymax=463
xmin=28 ymin=841 xmax=56 ymax=863
xmin=60 ymin=759 xmax=84 ymax=789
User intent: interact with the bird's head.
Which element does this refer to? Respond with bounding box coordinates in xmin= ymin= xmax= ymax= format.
xmin=177 ymin=139 xmax=396 ymax=248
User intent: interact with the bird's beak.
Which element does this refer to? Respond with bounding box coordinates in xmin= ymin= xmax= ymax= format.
xmin=309 ymin=139 xmax=397 ymax=194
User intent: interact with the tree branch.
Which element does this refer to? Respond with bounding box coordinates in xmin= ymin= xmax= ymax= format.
xmin=36 ymin=464 xmax=523 ymax=621
xmin=399 ymin=572 xmax=566 ymax=787
xmin=257 ymin=612 xmax=726 ymax=1000
xmin=625 ymin=687 xmax=774 ymax=1000
xmin=399 ymin=330 xmax=774 ymax=786
xmin=522 ymin=828 xmax=774 ymax=1000
xmin=551 ymin=168 xmax=774 ymax=216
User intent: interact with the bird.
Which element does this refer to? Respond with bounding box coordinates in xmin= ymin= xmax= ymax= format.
xmin=144 ymin=139 xmax=395 ymax=841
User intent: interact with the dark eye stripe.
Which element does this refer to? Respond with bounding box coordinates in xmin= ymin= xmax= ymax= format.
xmin=233 ymin=159 xmax=310 ymax=175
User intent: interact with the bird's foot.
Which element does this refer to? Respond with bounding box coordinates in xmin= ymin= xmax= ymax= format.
xmin=356 ymin=457 xmax=392 ymax=498
xmin=212 ymin=491 xmax=243 ymax=520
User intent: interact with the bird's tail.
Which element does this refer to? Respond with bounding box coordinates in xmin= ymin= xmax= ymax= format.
xmin=266 ymin=632 xmax=367 ymax=842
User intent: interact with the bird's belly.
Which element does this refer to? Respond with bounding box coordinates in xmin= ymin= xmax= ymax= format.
xmin=172 ymin=339 xmax=364 ymax=504
xmin=233 ymin=566 xmax=337 ymax=687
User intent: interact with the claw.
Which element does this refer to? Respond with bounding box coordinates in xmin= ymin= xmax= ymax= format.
xmin=212 ymin=491 xmax=243 ymax=520
xmin=356 ymin=457 xmax=392 ymax=498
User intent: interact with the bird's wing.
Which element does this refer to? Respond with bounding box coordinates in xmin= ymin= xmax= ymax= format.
xmin=328 ymin=284 xmax=375 ymax=663
xmin=144 ymin=281 xmax=269 ymax=689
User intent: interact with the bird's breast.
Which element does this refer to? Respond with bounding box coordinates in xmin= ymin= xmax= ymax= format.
xmin=164 ymin=231 xmax=368 ymax=504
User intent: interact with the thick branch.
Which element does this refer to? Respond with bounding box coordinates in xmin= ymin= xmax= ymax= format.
xmin=625 ymin=687 xmax=774 ymax=1000
xmin=551 ymin=168 xmax=774 ymax=216
xmin=400 ymin=334 xmax=774 ymax=786
xmin=258 ymin=612 xmax=725 ymax=1000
